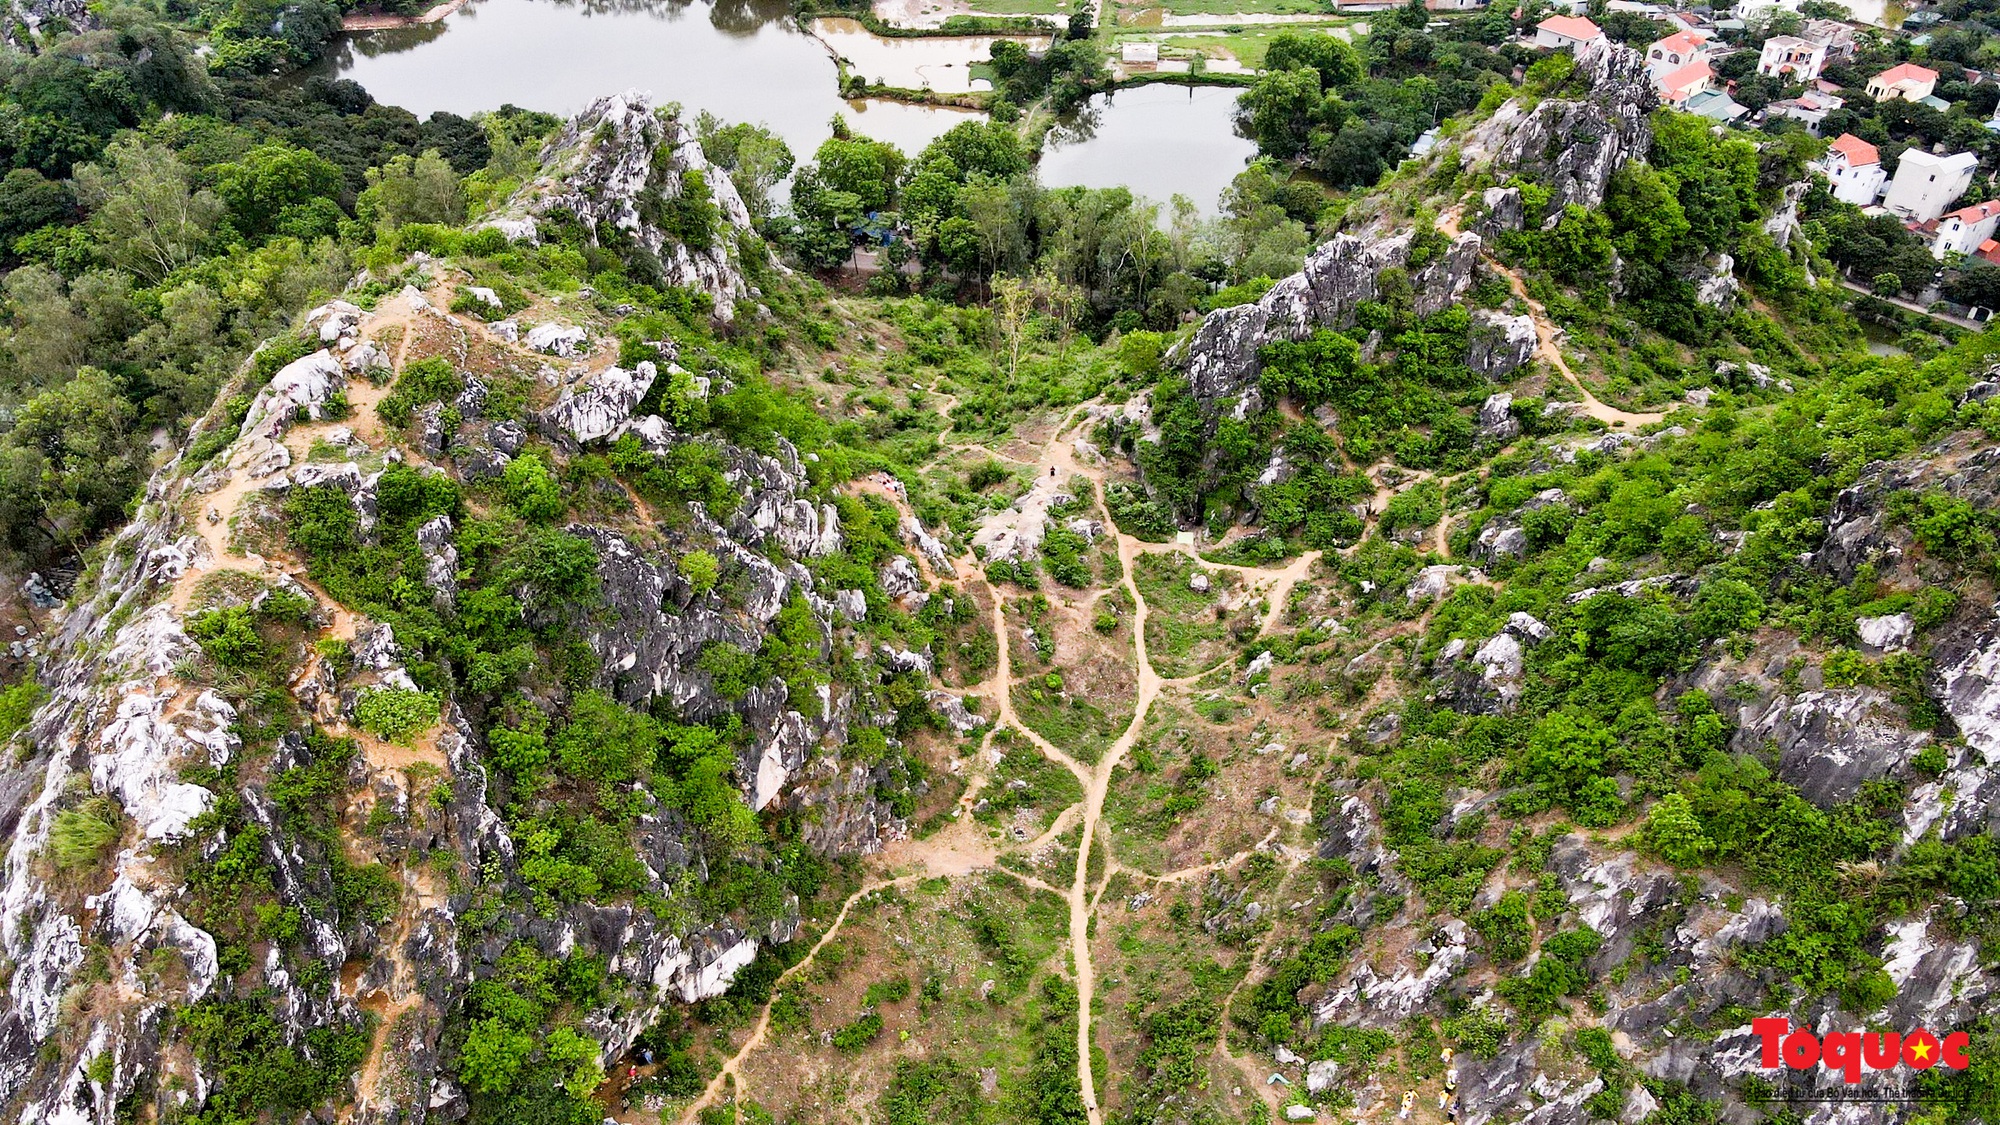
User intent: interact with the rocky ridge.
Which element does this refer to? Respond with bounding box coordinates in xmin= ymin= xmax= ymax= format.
xmin=0 ymin=107 xmax=962 ymax=1123
xmin=483 ymin=91 xmax=767 ymax=321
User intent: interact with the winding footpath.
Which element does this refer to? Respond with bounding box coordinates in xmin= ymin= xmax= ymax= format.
xmin=659 ymin=399 xmax=1342 ymax=1125
xmin=1436 ymin=206 xmax=1666 ymax=429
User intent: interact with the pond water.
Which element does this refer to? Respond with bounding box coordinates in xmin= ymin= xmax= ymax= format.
xmin=309 ymin=0 xmax=1253 ymax=211
xmin=1038 ymin=83 xmax=1254 ymax=213
xmin=305 ymin=0 xmax=980 ymax=164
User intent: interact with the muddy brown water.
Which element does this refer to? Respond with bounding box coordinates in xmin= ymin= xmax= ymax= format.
xmin=308 ymin=0 xmax=1255 ymax=210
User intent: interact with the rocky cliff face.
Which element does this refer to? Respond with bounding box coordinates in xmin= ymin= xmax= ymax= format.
xmin=1166 ymin=38 xmax=1655 ymax=440
xmin=484 ymin=91 xmax=768 ymax=320
xmin=2 ymin=0 xmax=92 ymax=43
xmin=1173 ymin=229 xmax=1483 ymax=423
xmin=1461 ymin=39 xmax=1657 ymax=224
xmin=0 ymin=107 xmax=949 ymax=1123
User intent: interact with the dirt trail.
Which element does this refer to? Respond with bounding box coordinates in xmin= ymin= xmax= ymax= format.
xmin=1494 ymin=269 xmax=1665 ymax=428
xmin=648 ymin=363 xmax=1400 ymax=1123
xmin=1435 ymin=206 xmax=1664 ymax=430
xmin=960 ymin=409 xmax=1350 ymax=1124
xmin=672 ymin=873 xmax=925 ymax=1125
xmin=828 ymin=401 xmax=1337 ymax=1125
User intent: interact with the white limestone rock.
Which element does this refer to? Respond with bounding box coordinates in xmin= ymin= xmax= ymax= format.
xmin=540 ymin=361 xmax=657 ymax=445
xmin=239 ymin=350 xmax=346 ymax=442
xmin=1856 ymin=612 xmax=1914 ymax=654
xmin=526 ymin=322 xmax=589 ymax=357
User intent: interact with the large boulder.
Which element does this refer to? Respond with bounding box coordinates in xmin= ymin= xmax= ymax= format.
xmin=539 ymin=362 xmax=658 ymax=446
xmin=1467 ymin=312 xmax=1537 ymax=381
xmin=1737 ymin=688 xmax=1931 ymax=807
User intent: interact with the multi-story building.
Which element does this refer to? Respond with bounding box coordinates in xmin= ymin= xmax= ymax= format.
xmin=1757 ymin=34 xmax=1830 ymax=82
xmin=1928 ymin=200 xmax=2000 ymax=259
xmin=1646 ymin=29 xmax=1710 ymax=77
xmin=1815 ymin=133 xmax=1887 ymax=206
xmin=1883 ymin=149 xmax=1978 ymax=223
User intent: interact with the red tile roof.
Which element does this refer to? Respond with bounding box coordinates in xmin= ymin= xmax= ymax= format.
xmin=1829 ymin=133 xmax=1880 ymax=167
xmin=1537 ymin=15 xmax=1602 ymax=40
xmin=1873 ymin=62 xmax=1939 ymax=87
xmin=1661 ymin=59 xmax=1714 ymax=96
xmin=1945 ymin=200 xmax=2000 ymax=224
xmin=1650 ymin=30 xmax=1708 ymax=57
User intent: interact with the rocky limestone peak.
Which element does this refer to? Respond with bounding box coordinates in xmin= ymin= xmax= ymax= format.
xmin=1172 ymin=227 xmax=1482 ymax=419
xmin=485 ymin=90 xmax=767 ymax=320
xmin=3 ymin=0 xmax=92 ymax=43
xmin=1461 ymin=38 xmax=1657 ymax=225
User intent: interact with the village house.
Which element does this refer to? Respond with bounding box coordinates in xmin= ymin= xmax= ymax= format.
xmin=1766 ymin=88 xmax=1844 ymax=133
xmin=1756 ymin=34 xmax=1829 ymax=82
xmin=1657 ymin=59 xmax=1715 ymax=104
xmin=1814 ymin=133 xmax=1887 ymax=206
xmin=1883 ymin=149 xmax=1978 ymax=223
xmin=1868 ymin=62 xmax=1939 ymax=103
xmin=1927 ymin=200 xmax=2000 ymax=259
xmin=1646 ymin=29 xmax=1710 ymax=77
xmin=1533 ymin=14 xmax=1605 ymax=50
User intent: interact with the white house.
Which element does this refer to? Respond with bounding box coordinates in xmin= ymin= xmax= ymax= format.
xmin=1767 ymin=88 xmax=1844 ymax=133
xmin=1757 ymin=34 xmax=1830 ymax=82
xmin=1815 ymin=133 xmax=1887 ymax=206
xmin=1646 ymin=29 xmax=1710 ymax=77
xmin=1929 ymin=200 xmax=2000 ymax=259
xmin=1867 ymin=62 xmax=1939 ymax=103
xmin=1801 ymin=18 xmax=1855 ymax=62
xmin=1534 ymin=15 xmax=1605 ymax=50
xmin=1883 ymin=150 xmax=1979 ymax=223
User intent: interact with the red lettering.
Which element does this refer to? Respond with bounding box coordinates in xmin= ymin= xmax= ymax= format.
xmin=1862 ymin=1032 xmax=1901 ymax=1070
xmin=1784 ymin=1029 xmax=1821 ymax=1069
xmin=1753 ymin=1018 xmax=1790 ymax=1068
xmin=1905 ymin=1030 xmax=1942 ymax=1070
xmin=1821 ymin=1032 xmax=1863 ymax=1083
xmin=1943 ymin=1031 xmax=1971 ymax=1071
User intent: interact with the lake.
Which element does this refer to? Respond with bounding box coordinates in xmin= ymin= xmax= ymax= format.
xmin=305 ymin=0 xmax=982 ymax=165
xmin=309 ymin=0 xmax=1252 ymax=211
xmin=1039 ymin=83 xmax=1255 ymax=212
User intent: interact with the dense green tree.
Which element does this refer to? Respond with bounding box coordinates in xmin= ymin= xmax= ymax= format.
xmin=212 ymin=142 xmax=345 ymax=239
xmin=696 ymin=115 xmax=795 ymax=222
xmin=1264 ymin=30 xmax=1363 ymax=89
xmin=73 ymin=139 xmax=224 ymax=282
xmin=358 ymin=148 xmax=465 ymax=232
xmin=1235 ymin=67 xmax=1346 ymax=161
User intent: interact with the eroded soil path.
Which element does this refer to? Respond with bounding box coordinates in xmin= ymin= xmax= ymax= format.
xmin=1436 ymin=206 xmax=1665 ymax=429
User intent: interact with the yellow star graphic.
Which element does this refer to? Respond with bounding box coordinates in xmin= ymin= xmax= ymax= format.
xmin=1911 ymin=1041 xmax=1933 ymax=1063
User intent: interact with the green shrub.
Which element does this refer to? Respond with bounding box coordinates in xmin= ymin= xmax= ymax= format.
xmin=832 ymin=1012 xmax=884 ymax=1052
xmin=0 ymin=679 xmax=47 ymax=742
xmin=187 ymin=605 xmax=265 ymax=671
xmin=354 ymin=687 xmax=441 ymax=744
xmin=378 ymin=356 xmax=462 ymax=428
xmin=680 ymin=549 xmax=720 ymax=595
xmin=863 ymin=976 xmax=912 ymax=1008
xmin=49 ymin=797 xmax=122 ymax=869
xmin=1496 ymin=927 xmax=1600 ymax=1021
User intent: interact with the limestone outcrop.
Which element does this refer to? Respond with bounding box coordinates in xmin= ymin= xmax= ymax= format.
xmin=486 ymin=91 xmax=769 ymax=320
